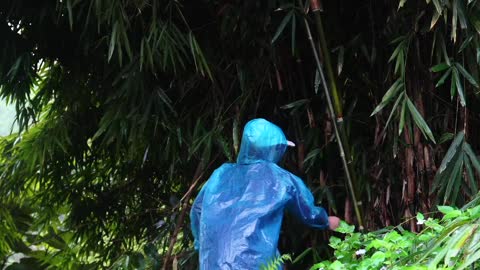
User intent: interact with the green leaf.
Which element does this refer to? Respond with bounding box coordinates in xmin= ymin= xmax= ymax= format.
xmin=382 ymin=91 xmax=405 ymax=133
xmin=452 ymin=0 xmax=458 ymax=42
xmin=389 ymin=41 xmax=403 ymax=62
xmin=438 ymin=132 xmax=455 ymax=144
xmin=458 ymin=36 xmax=473 ymax=53
xmin=455 ymin=62 xmax=479 ymax=88
xmin=329 ymin=261 xmax=345 ymax=270
xmin=438 ymin=131 xmax=464 ymax=173
xmin=399 ymin=97 xmax=407 ymax=135
xmin=417 ymin=212 xmax=425 ymax=223
xmin=272 ymin=11 xmax=294 ymax=44
xmin=431 ymin=8 xmax=441 ymax=29
xmin=438 ymin=206 xmax=456 ymax=215
xmin=464 ymin=142 xmax=480 ymax=173
xmin=457 ymin=249 xmax=480 ymax=270
xmin=444 ymin=225 xmax=473 ymax=265
xmin=431 ymin=0 xmax=443 ymax=14
xmin=435 ymin=68 xmax=452 ymax=87
xmin=108 ymin=22 xmax=119 ymax=62
xmin=431 ymin=63 xmax=450 ymax=72
xmin=292 ymin=247 xmax=311 ymax=264
xmin=371 ymin=251 xmax=386 ymax=265
xmin=66 ymin=0 xmax=73 ymax=30
xmin=371 ymin=79 xmax=403 ymax=116
xmin=464 ymin=156 xmax=478 ymax=195
xmin=337 ymin=46 xmax=344 ymax=75
xmin=336 ymin=221 xmax=355 ymax=234
xmin=443 ymin=153 xmax=463 ymax=204
xmin=406 ymin=97 xmax=436 ymax=143
xmin=280 ymin=99 xmax=309 ymax=110
xmin=453 ymin=68 xmax=467 ymax=106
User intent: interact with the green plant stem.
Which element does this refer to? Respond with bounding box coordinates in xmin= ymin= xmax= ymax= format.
xmin=310 ymin=3 xmax=343 ymax=117
xmin=309 ymin=1 xmax=357 ymax=175
xmin=299 ymin=0 xmax=364 ymax=230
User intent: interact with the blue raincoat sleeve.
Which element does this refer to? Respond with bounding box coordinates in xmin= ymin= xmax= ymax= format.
xmin=286 ymin=173 xmax=329 ymax=229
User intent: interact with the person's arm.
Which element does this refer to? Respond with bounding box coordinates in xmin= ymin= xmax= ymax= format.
xmin=286 ymin=173 xmax=332 ymax=230
xmin=190 ymin=184 xmax=206 ymax=250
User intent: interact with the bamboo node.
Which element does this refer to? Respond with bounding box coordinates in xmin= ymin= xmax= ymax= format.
xmin=309 ymin=0 xmax=323 ymax=12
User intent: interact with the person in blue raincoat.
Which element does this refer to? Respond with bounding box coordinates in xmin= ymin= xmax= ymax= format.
xmin=190 ymin=118 xmax=340 ymax=269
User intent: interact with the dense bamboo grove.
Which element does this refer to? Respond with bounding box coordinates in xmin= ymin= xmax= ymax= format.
xmin=1 ymin=0 xmax=480 ymax=269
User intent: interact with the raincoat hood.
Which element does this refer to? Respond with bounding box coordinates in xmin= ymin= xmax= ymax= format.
xmin=237 ymin=118 xmax=288 ymax=164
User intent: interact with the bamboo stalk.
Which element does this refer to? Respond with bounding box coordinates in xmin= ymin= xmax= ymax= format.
xmin=309 ymin=0 xmax=356 ymax=174
xmin=310 ymin=0 xmax=343 ymax=117
xmin=298 ymin=0 xmax=364 ymax=230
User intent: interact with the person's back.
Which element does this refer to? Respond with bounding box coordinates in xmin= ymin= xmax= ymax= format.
xmin=190 ymin=118 xmax=339 ymax=269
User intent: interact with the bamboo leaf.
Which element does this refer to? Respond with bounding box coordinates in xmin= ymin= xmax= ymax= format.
xmin=435 ymin=68 xmax=452 ymax=87
xmin=399 ymin=97 xmax=407 ymax=135
xmin=452 ymin=0 xmax=458 ymax=42
xmin=389 ymin=42 xmax=403 ymax=62
xmin=464 ymin=156 xmax=478 ymax=195
xmin=444 ymin=154 xmax=463 ymax=204
xmin=455 ymin=0 xmax=468 ymax=29
xmin=464 ymin=142 xmax=480 ymax=174
xmin=438 ymin=131 xmax=464 ymax=173
xmin=453 ymin=68 xmax=467 ymax=106
xmin=108 ymin=22 xmax=119 ymax=62
xmin=451 ymin=68 xmax=457 ymax=99
xmin=337 ymin=46 xmax=344 ymax=75
xmin=444 ymin=225 xmax=474 ymax=264
xmin=455 ymin=63 xmax=479 ymax=88
xmin=431 ymin=0 xmax=443 ymax=14
xmin=431 ymin=8 xmax=441 ymax=29
xmin=272 ymin=11 xmax=293 ymax=44
xmin=471 ymin=12 xmax=480 ymax=35
xmin=394 ymin=50 xmax=404 ymax=75
xmin=371 ymin=80 xmax=403 ymax=116
xmin=438 ymin=132 xmax=454 ymax=144
xmin=383 ymin=91 xmax=405 ymax=133
xmin=406 ymin=97 xmax=436 ymax=143
xmin=67 ymin=0 xmax=73 ymax=30
xmin=431 ymin=63 xmax=450 ymax=72
xmin=281 ymin=99 xmax=309 ymax=109
xmin=458 ymin=36 xmax=473 ymax=53
xmin=457 ymin=249 xmax=480 ymax=270
xmin=478 ymin=48 xmax=480 ymax=65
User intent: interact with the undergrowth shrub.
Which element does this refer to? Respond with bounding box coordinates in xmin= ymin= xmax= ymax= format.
xmin=312 ymin=200 xmax=480 ymax=270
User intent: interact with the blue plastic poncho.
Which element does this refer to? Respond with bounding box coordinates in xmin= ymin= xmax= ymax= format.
xmin=190 ymin=118 xmax=329 ymax=269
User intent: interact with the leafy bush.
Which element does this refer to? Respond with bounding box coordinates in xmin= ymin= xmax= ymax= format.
xmin=312 ymin=199 xmax=480 ymax=270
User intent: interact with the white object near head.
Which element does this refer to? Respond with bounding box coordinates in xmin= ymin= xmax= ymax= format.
xmin=287 ymin=140 xmax=296 ymax=147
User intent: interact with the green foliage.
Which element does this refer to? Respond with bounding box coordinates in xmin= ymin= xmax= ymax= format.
xmin=433 ymin=131 xmax=480 ymax=204
xmin=260 ymin=254 xmax=292 ymax=270
xmin=312 ymin=200 xmax=480 ymax=270
xmin=2 ymin=0 xmax=480 ymax=269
